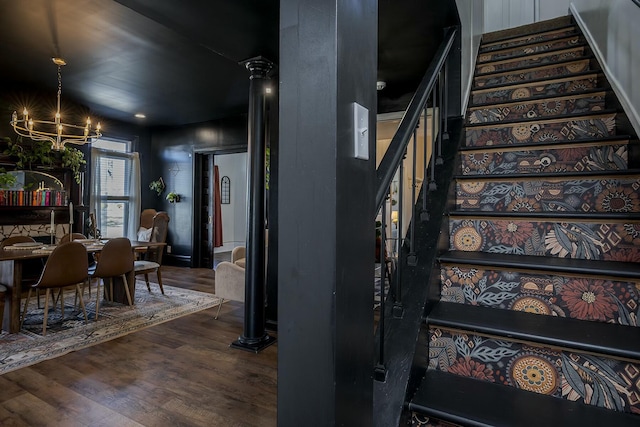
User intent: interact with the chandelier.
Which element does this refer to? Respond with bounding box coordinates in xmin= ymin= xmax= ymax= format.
xmin=10 ymin=57 xmax=101 ymax=151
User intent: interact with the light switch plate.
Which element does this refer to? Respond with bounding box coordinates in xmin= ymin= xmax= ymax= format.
xmin=353 ymin=102 xmax=369 ymax=160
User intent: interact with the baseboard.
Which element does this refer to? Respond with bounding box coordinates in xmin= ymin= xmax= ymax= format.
xmin=164 ymin=254 xmax=191 ymax=267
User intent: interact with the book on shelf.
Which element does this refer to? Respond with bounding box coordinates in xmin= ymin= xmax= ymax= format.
xmin=0 ymin=190 xmax=67 ymax=207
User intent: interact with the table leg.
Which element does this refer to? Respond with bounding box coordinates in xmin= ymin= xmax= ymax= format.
xmin=108 ymin=270 xmax=136 ymax=305
xmin=0 ymin=260 xmax=22 ymax=333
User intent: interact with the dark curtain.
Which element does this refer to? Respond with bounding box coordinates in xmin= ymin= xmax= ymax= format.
xmin=214 ymin=165 xmax=223 ymax=247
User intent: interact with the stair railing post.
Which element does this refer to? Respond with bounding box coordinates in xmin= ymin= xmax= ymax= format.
xmin=428 ymin=87 xmax=437 ymax=192
xmin=420 ymin=105 xmax=430 ymax=222
xmin=374 ymin=198 xmax=388 ymax=382
xmin=436 ymin=71 xmax=444 ymax=165
xmin=442 ymin=57 xmax=450 ymax=142
xmin=407 ymin=127 xmax=418 ymax=267
xmin=394 ymin=150 xmax=405 ymax=307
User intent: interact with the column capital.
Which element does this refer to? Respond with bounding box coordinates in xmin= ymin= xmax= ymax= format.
xmin=239 ymin=56 xmax=274 ymax=79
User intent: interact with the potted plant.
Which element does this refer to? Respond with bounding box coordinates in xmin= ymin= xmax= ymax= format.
xmin=3 ymin=137 xmax=86 ymax=183
xmin=4 ymin=138 xmax=55 ymax=170
xmin=149 ymin=177 xmax=165 ymax=196
xmin=60 ymin=146 xmax=86 ymax=184
xmin=166 ymin=191 xmax=180 ymax=203
xmin=0 ymin=169 xmax=17 ymax=189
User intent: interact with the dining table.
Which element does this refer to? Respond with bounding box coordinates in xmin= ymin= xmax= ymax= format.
xmin=0 ymin=239 xmax=166 ymax=333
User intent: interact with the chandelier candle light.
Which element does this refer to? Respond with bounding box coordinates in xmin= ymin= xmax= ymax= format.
xmin=10 ymin=58 xmax=101 ymax=151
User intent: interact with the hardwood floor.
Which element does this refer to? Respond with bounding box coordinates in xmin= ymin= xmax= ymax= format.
xmin=0 ymin=266 xmax=278 ymax=427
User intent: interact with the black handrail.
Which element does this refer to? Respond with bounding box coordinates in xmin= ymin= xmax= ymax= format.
xmin=375 ymin=26 xmax=457 ymax=213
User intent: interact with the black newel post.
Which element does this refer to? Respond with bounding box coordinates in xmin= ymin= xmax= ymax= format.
xmin=231 ymin=56 xmax=276 ymax=353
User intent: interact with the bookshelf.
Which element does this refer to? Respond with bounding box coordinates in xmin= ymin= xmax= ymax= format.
xmin=0 ymin=169 xmax=78 ymax=227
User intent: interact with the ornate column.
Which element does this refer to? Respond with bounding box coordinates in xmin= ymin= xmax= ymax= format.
xmin=231 ymin=56 xmax=276 ymax=353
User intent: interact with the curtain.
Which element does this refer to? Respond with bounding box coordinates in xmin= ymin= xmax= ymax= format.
xmin=214 ymin=165 xmax=223 ymax=247
xmin=89 ymin=147 xmax=102 ymax=233
xmin=127 ymin=152 xmax=141 ymax=240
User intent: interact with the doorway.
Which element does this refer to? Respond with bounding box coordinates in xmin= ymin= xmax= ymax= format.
xmin=193 ymin=150 xmax=248 ymax=268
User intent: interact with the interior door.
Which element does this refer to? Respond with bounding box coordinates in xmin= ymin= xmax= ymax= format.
xmin=192 ymin=153 xmax=214 ymax=268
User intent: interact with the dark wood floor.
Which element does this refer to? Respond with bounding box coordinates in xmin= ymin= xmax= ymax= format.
xmin=0 ymin=266 xmax=278 ymax=426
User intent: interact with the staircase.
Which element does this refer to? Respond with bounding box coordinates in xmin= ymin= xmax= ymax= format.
xmin=407 ymin=16 xmax=640 ymax=426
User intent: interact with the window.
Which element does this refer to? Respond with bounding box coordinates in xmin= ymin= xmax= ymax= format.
xmin=90 ymin=138 xmax=140 ymax=238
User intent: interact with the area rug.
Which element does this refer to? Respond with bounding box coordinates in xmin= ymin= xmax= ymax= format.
xmin=0 ymin=283 xmax=220 ymax=375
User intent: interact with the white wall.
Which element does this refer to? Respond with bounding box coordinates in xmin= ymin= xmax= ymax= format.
xmin=215 ymin=152 xmax=247 ymax=251
xmin=539 ymin=0 xmax=573 ymax=20
xmin=483 ymin=0 xmax=535 ymax=33
xmin=456 ymin=0 xmax=485 ymax=114
xmin=570 ymin=0 xmax=640 ymax=136
xmin=481 ymin=0 xmax=573 ymax=33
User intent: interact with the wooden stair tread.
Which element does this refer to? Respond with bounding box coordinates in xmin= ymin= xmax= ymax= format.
xmin=474 ymin=52 xmax=590 ymax=78
xmin=458 ymin=135 xmax=630 ymax=152
xmin=468 ymin=89 xmax=607 ymax=111
xmin=409 ymin=370 xmax=640 ymax=427
xmin=473 ymin=57 xmax=593 ymax=84
xmin=481 ymin=20 xmax=576 ymax=46
xmin=471 ymin=71 xmax=600 ymax=93
xmin=428 ymin=301 xmax=640 ymax=360
xmin=464 ymin=109 xmax=616 ymax=129
xmin=450 ymin=210 xmax=640 ymax=221
xmin=478 ymin=34 xmax=582 ymax=60
xmin=476 ymin=44 xmax=588 ymax=69
xmin=455 ymin=169 xmax=640 ymax=181
xmin=438 ymin=251 xmax=640 ymax=280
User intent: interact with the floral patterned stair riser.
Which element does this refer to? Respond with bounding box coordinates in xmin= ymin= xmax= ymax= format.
xmin=440 ymin=265 xmax=640 ymax=326
xmin=467 ymin=93 xmax=605 ymax=124
xmin=477 ymin=47 xmax=585 ymax=74
xmin=459 ymin=142 xmax=628 ymax=176
xmin=456 ymin=177 xmax=640 ymax=213
xmin=471 ymin=75 xmax=599 ymax=105
xmin=465 ymin=114 xmax=616 ymax=147
xmin=474 ymin=59 xmax=590 ymax=87
xmin=478 ymin=36 xmax=581 ymax=63
xmin=449 ymin=218 xmax=640 ymax=261
xmin=428 ymin=328 xmax=640 ymax=415
xmin=480 ymin=28 xmax=578 ymax=53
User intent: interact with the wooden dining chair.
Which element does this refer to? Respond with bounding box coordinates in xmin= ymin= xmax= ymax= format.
xmin=20 ymin=241 xmax=89 ymax=336
xmin=59 ymin=233 xmax=87 ymax=243
xmin=89 ymin=237 xmax=134 ymax=319
xmin=135 ymin=212 xmax=169 ymax=295
xmin=140 ymin=208 xmax=158 ymax=230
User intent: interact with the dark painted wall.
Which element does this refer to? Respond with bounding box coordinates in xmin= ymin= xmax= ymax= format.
xmin=145 ymin=115 xmax=248 ymax=261
xmin=278 ymin=0 xmax=377 ymax=425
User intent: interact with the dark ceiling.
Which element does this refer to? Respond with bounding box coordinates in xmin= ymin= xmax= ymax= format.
xmin=0 ymin=0 xmax=457 ymax=129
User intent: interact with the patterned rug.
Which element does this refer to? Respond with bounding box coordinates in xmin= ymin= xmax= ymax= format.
xmin=0 ymin=283 xmax=220 ymax=375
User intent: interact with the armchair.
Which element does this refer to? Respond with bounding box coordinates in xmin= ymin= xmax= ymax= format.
xmin=213 ymin=246 xmax=246 ymax=319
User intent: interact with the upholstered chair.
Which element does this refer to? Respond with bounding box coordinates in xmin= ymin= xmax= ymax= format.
xmin=213 ymin=260 xmax=245 ymax=319
xmin=135 ymin=212 xmax=169 ymax=294
xmin=213 ymin=244 xmax=255 ymax=319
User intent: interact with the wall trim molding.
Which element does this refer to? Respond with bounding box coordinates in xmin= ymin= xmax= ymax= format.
xmin=570 ymin=3 xmax=640 ymax=137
